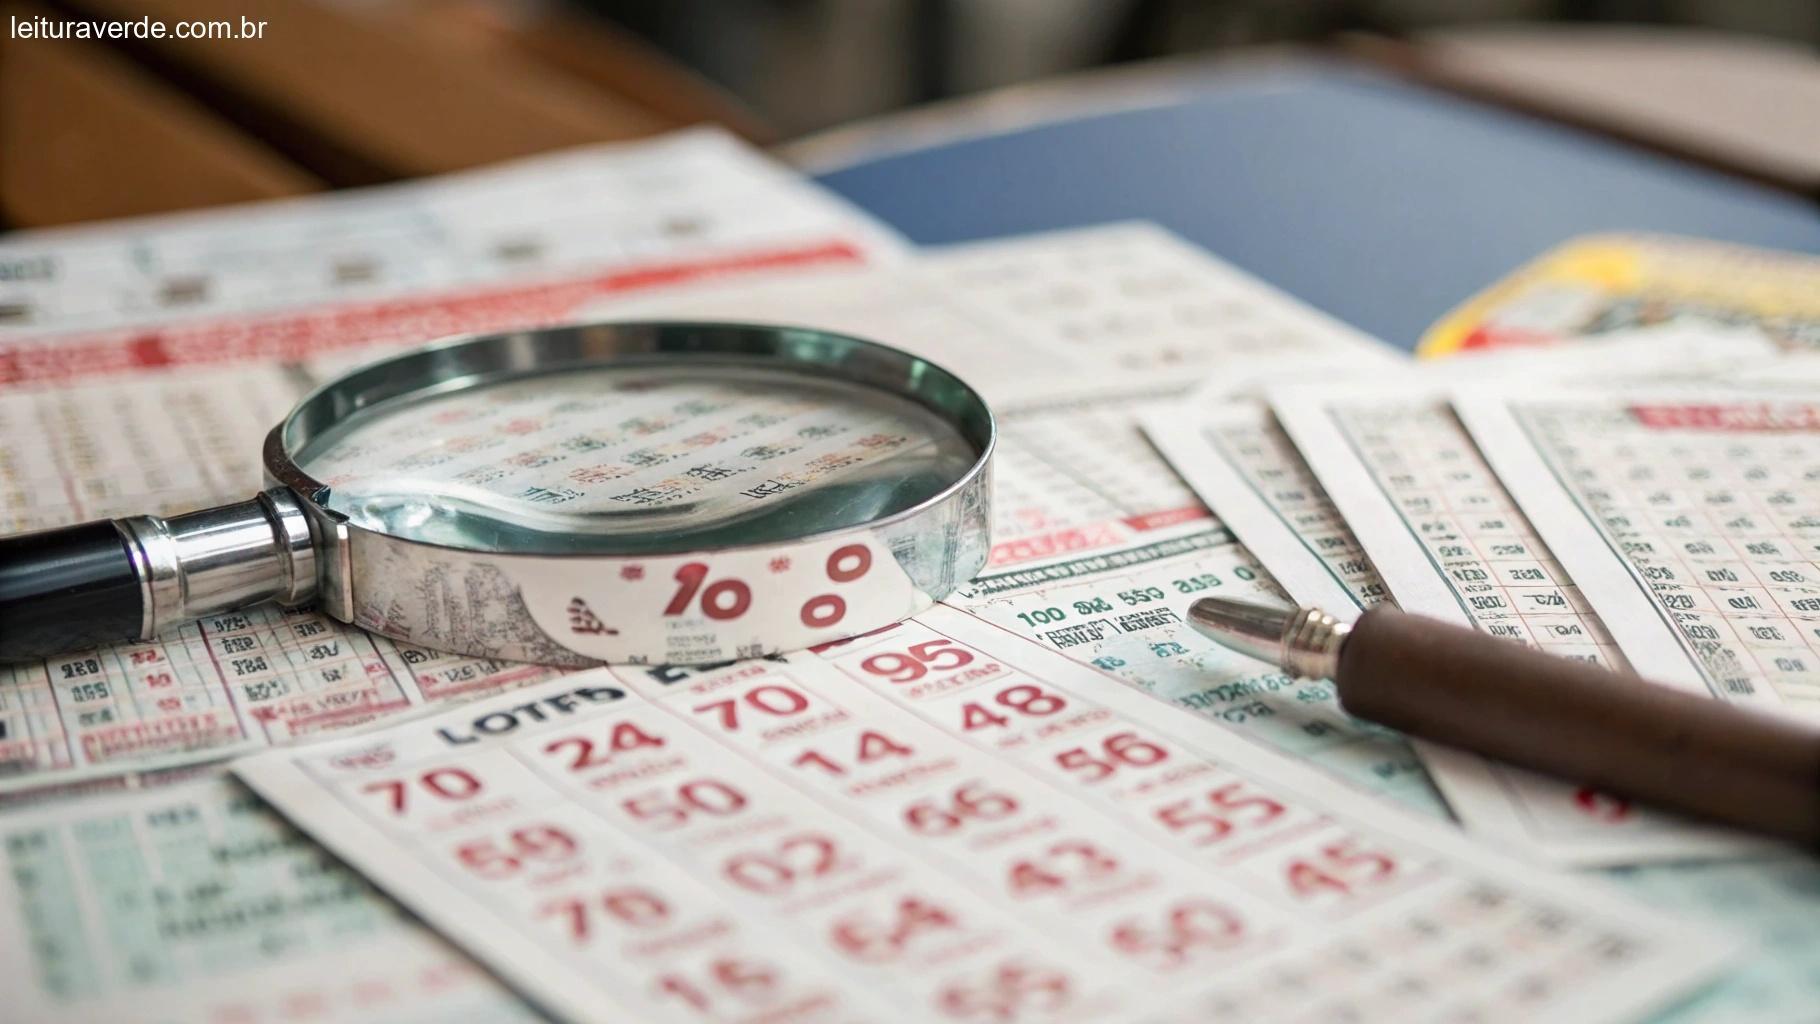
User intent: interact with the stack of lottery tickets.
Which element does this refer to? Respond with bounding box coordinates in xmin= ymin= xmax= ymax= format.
xmin=1 ymin=132 xmax=1816 ymax=1023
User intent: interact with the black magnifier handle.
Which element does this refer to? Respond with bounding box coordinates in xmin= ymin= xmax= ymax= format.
xmin=0 ymin=492 xmax=319 ymax=662
xmin=0 ymin=521 xmax=146 ymax=659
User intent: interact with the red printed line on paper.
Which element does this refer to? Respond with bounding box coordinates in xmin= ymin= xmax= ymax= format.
xmin=1120 ymin=506 xmax=1211 ymax=532
xmin=1629 ymin=403 xmax=1820 ymax=432
xmin=78 ymin=712 xmax=243 ymax=761
xmin=274 ymin=697 xmax=417 ymax=735
xmin=0 ymin=240 xmax=868 ymax=384
xmin=989 ymin=524 xmax=1124 ymax=567
xmin=1458 ymin=325 xmax=1557 ymax=353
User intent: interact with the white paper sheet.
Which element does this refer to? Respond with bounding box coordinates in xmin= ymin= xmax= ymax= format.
xmin=1138 ymin=329 xmax=1791 ymax=863
xmin=233 ymin=608 xmax=1737 ymax=1024
xmin=592 ymin=221 xmax=1402 ymax=409
xmin=1458 ymin=385 xmax=1820 ymax=720
xmin=0 ymin=127 xmax=907 ymax=348
xmin=1266 ymin=378 xmax=1758 ymax=865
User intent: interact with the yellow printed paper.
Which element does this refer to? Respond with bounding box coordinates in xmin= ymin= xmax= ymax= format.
xmin=1421 ymin=234 xmax=1820 ymax=358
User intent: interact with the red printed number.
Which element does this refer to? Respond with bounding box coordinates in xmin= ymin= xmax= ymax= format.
xmin=799 ymin=544 xmax=872 ymax=629
xmin=664 ymin=544 xmax=872 ymax=630
xmin=664 ymin=562 xmax=752 ymax=620
xmin=1054 ymin=731 xmax=1167 ymax=782
xmin=1284 ymin=837 xmax=1398 ymax=901
xmin=1152 ymin=782 xmax=1285 ymax=846
xmin=830 ymin=896 xmax=959 ymax=963
xmin=1007 ymin=840 xmax=1120 ymax=898
xmin=622 ymin=779 xmax=748 ymax=830
xmin=456 ymin=825 xmax=578 ymax=879
xmin=938 ymin=962 xmax=1072 ymax=1022
xmin=540 ymin=887 xmax=671 ymax=945
xmin=1109 ymin=899 xmax=1246 ymax=968
xmin=960 ymin=685 xmax=1064 ymax=731
xmin=860 ymin=639 xmax=975 ymax=683
xmin=543 ymin=721 xmax=665 ymax=771
xmin=793 ymin=730 xmax=914 ymax=776
xmin=903 ymin=781 xmax=1019 ymax=836
xmin=693 ymin=684 xmax=808 ymax=730
xmin=361 ymin=767 xmax=482 ymax=814
xmin=656 ymin=959 xmax=779 ymax=1015
xmin=723 ymin=833 xmax=846 ymax=895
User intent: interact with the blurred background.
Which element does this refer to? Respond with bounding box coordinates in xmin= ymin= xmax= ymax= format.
xmin=1 ymin=0 xmax=1815 ymax=230
xmin=591 ymin=0 xmax=1820 ymax=135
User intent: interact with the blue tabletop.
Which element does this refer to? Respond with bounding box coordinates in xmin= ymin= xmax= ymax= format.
xmin=814 ymin=66 xmax=1820 ymax=351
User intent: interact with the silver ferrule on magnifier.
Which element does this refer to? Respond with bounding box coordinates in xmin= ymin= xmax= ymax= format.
xmin=115 ymin=491 xmax=319 ymax=639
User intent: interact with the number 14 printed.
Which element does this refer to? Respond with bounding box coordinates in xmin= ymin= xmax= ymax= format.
xmin=232 ymin=608 xmax=1733 ymax=1024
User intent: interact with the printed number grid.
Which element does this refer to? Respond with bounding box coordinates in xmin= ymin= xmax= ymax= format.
xmin=957 ymin=545 xmax=1439 ymax=813
xmin=1331 ymin=403 xmax=1627 ymax=669
xmin=1 ymin=605 xmax=550 ymax=786
xmin=819 ymin=622 xmax=1636 ymax=1022
xmin=0 ymin=367 xmax=292 ymax=536
xmin=932 ymin=228 xmax=1376 ymax=379
xmin=931 ymin=224 xmax=1387 ymax=573
xmin=6 ymin=792 xmax=394 ymax=988
xmin=0 ymin=372 xmax=289 ymax=777
xmin=0 ymin=370 xmax=556 ymax=788
xmin=1202 ymin=417 xmax=1390 ymax=610
xmin=1289 ymin=397 xmax=1744 ymax=849
xmin=275 ymin=620 xmax=1671 ymax=1023
xmin=988 ymin=398 xmax=1209 ymax=569
xmin=1519 ymin=402 xmax=1820 ymax=712
xmin=306 ymin=675 xmax=1128 ymax=1022
xmin=0 ymin=782 xmax=512 ymax=1023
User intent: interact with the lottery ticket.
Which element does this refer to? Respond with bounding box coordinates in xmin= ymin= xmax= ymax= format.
xmin=1141 ymin=402 xmax=1390 ymax=618
xmin=1135 ymin=330 xmax=1793 ymax=861
xmin=1458 ymin=386 xmax=1820 ymax=721
xmin=0 ymin=776 xmax=535 ymax=1024
xmin=0 ymin=365 xmax=565 ymax=793
xmin=983 ymin=383 xmax=1217 ymax=572
xmin=1262 ymin=379 xmax=1754 ymax=865
xmin=1130 ymin=330 xmax=1733 ymax=624
xmin=951 ymin=531 xmax=1444 ymax=813
xmin=232 ymin=607 xmax=1736 ymax=1024
xmin=595 ymin=221 xmax=1401 ymax=409
xmin=1420 ymin=233 xmax=1820 ymax=358
xmin=0 ymin=127 xmax=906 ymax=363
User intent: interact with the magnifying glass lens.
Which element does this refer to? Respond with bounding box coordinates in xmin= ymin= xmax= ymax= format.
xmin=293 ymin=364 xmax=979 ymax=555
xmin=0 ymin=323 xmax=993 ymax=666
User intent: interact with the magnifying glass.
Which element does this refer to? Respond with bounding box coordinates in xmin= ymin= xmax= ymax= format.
xmin=0 ymin=322 xmax=994 ymax=666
